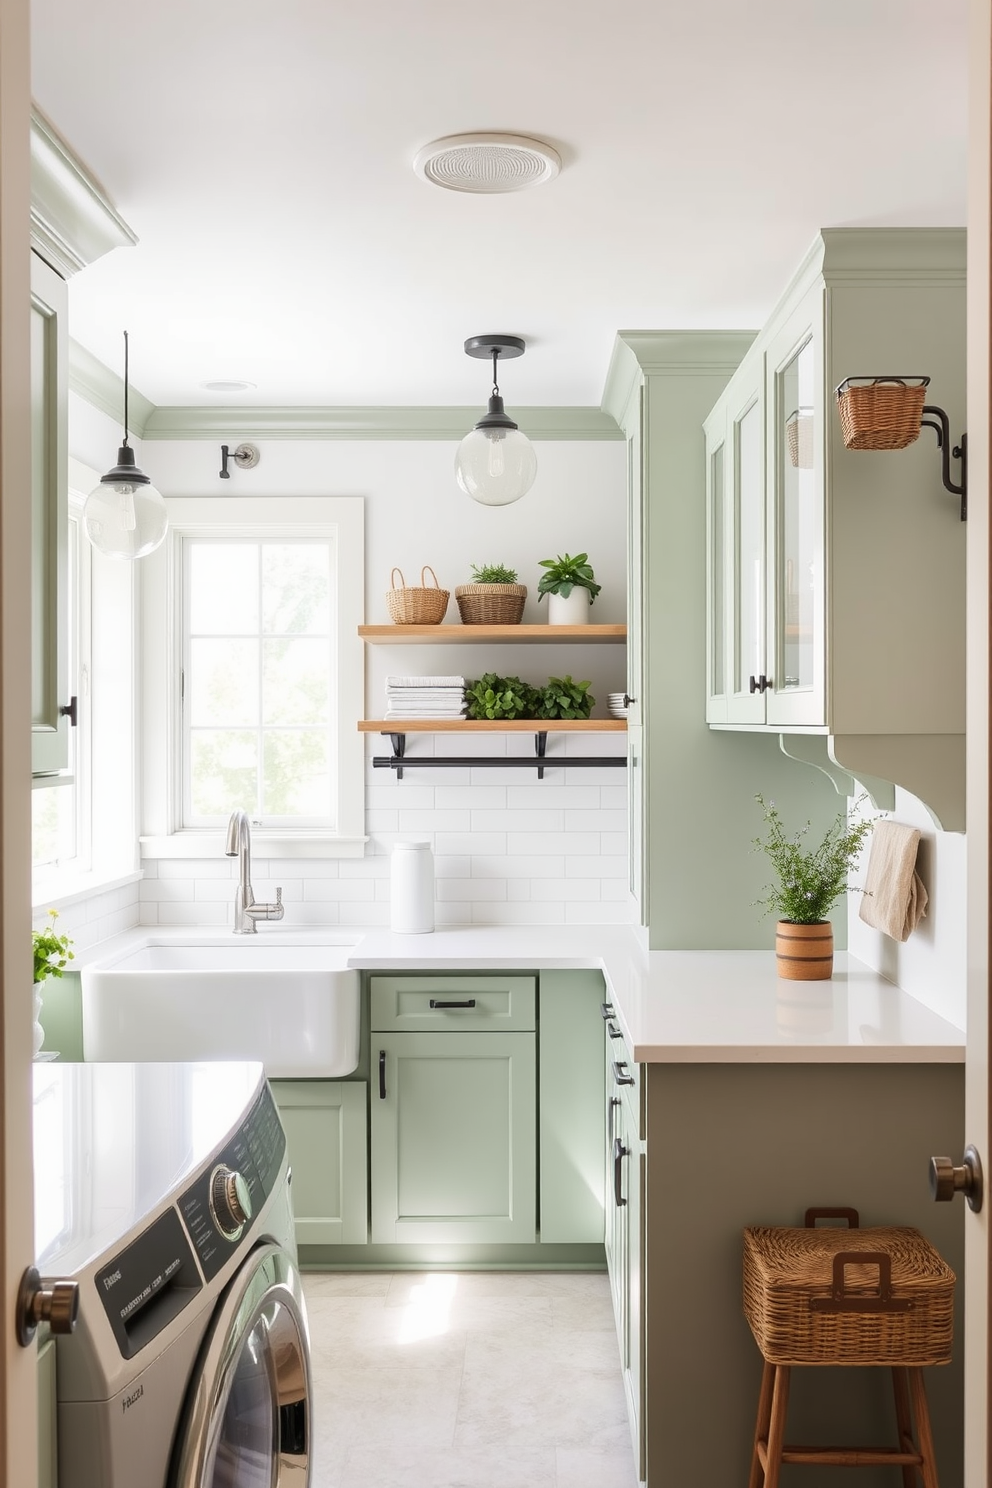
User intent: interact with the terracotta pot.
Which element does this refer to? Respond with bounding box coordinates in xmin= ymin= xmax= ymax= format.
xmin=775 ymin=920 xmax=834 ymax=981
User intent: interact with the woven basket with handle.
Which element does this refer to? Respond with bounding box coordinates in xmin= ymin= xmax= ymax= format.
xmin=743 ymin=1207 xmax=954 ymax=1367
xmin=455 ymin=583 xmax=527 ymax=625
xmin=385 ymin=567 xmax=449 ymax=625
xmin=835 ymin=377 xmax=930 ymax=452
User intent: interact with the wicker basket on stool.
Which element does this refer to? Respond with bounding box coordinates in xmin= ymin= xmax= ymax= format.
xmin=743 ymin=1207 xmax=954 ymax=1488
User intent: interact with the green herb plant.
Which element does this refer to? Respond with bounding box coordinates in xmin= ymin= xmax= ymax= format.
xmin=537 ymin=675 xmax=595 ymax=720
xmin=469 ymin=562 xmax=519 ymax=585
xmin=536 ymin=552 xmax=602 ymax=604
xmin=465 ymin=673 xmax=540 ymax=721
xmin=33 ymin=908 xmax=74 ymax=985
xmin=752 ymin=794 xmax=874 ymax=924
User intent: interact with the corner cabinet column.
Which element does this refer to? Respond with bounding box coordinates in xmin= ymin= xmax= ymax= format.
xmin=29 ymin=250 xmax=69 ymax=778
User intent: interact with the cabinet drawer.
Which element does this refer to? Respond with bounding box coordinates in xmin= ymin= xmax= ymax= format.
xmin=370 ymin=974 xmax=536 ymax=1032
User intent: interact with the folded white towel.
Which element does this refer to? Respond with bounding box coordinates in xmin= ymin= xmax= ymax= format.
xmin=858 ymin=820 xmax=929 ymax=942
xmin=385 ymin=675 xmax=465 ymax=688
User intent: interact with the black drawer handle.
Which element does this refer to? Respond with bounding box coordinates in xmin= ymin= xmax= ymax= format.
xmin=613 ymin=1061 xmax=635 ymax=1087
xmin=378 ymin=1050 xmax=386 ymax=1100
xmin=601 ymin=1002 xmax=615 ymax=1020
xmin=429 ymin=998 xmax=477 ymax=1010
xmin=605 ymin=1021 xmax=623 ymax=1040
xmin=613 ymin=1136 xmax=628 ymax=1208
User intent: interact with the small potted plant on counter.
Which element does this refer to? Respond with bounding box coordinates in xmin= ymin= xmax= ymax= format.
xmin=455 ymin=562 xmax=527 ymax=625
xmin=32 ymin=908 xmax=73 ymax=1058
xmin=536 ymin=552 xmax=601 ymax=624
xmin=753 ymin=794 xmax=874 ymax=980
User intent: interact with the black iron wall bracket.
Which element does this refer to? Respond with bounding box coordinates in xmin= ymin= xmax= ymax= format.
xmin=373 ymin=731 xmax=627 ymax=781
xmin=920 ymin=405 xmax=967 ymax=521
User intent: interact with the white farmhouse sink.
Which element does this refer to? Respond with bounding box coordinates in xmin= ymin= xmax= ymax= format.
xmin=80 ymin=931 xmax=361 ymax=1078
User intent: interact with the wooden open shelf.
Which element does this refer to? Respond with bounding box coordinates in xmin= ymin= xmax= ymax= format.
xmin=359 ymin=718 xmax=626 ymax=732
xmin=359 ymin=624 xmax=626 ymax=645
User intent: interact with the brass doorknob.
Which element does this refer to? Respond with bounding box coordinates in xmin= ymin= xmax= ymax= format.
xmin=929 ymin=1144 xmax=984 ymax=1212
xmin=16 ymin=1267 xmax=79 ymax=1346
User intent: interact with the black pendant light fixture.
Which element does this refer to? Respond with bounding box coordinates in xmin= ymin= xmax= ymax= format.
xmin=454 ymin=335 xmax=537 ymax=506
xmin=83 ymin=331 xmax=168 ymax=560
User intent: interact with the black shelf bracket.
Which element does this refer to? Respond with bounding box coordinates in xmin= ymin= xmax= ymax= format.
xmin=372 ymin=731 xmax=626 ymax=776
xmin=920 ymin=404 xmax=967 ymax=521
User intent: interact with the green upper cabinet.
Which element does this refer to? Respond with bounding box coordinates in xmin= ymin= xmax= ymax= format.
xmin=30 ymin=250 xmax=69 ymax=778
xmin=703 ymin=229 xmax=967 ymax=828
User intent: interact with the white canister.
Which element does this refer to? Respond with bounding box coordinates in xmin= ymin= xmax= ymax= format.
xmin=390 ymin=840 xmax=435 ymax=934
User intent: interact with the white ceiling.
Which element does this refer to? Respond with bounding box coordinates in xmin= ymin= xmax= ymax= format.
xmin=30 ymin=0 xmax=969 ymax=410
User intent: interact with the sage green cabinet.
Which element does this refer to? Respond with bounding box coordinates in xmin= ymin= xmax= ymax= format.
xmin=38 ymin=1335 xmax=57 ymax=1488
xmin=30 ymin=250 xmax=69 ymax=778
xmin=604 ymin=1013 xmax=646 ymax=1483
xmin=538 ymin=970 xmax=605 ymax=1243
xmin=268 ymin=1080 xmax=368 ymax=1246
xmin=371 ymin=1030 xmax=536 ymax=1245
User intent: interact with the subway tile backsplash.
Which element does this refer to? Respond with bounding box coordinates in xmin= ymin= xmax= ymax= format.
xmin=135 ymin=733 xmax=634 ymax=929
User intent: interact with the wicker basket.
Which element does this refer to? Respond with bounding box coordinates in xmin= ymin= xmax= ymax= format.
xmin=743 ymin=1211 xmax=954 ymax=1367
xmin=385 ymin=566 xmax=449 ymax=625
xmin=835 ymin=377 xmax=930 ymax=452
xmin=455 ymin=583 xmax=527 ymax=625
xmin=786 ymin=408 xmax=814 ymax=469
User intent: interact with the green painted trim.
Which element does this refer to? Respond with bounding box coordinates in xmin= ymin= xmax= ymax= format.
xmin=601 ymin=331 xmax=757 ymax=429
xmin=298 ymin=1242 xmax=606 ymax=1270
xmin=69 ymin=338 xmax=154 ymax=437
xmin=30 ymin=107 xmax=137 ymax=279
xmin=140 ymin=404 xmax=623 ymax=441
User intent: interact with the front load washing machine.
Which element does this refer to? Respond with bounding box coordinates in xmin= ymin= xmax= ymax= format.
xmin=33 ymin=1060 xmax=312 ymax=1488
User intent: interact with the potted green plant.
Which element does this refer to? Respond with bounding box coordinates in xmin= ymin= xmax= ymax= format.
xmin=32 ymin=908 xmax=73 ymax=1057
xmin=753 ymin=794 xmax=874 ymax=980
xmin=536 ymin=552 xmax=602 ymax=625
xmin=464 ymin=672 xmax=540 ymax=720
xmin=455 ymin=562 xmax=528 ymax=625
xmin=536 ymin=675 xmax=595 ymax=720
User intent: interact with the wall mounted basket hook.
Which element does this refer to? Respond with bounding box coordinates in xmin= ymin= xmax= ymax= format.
xmin=219 ymin=442 xmax=260 ymax=479
xmin=835 ymin=377 xmax=967 ymax=521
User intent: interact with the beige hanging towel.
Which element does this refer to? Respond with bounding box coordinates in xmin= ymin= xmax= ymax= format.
xmin=858 ymin=820 xmax=929 ymax=942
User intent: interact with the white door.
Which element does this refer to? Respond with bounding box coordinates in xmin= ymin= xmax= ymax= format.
xmin=964 ymin=5 xmax=992 ymax=1481
xmin=0 ymin=0 xmax=43 ymax=1481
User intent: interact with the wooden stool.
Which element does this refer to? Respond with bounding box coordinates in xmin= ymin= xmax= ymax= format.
xmin=743 ymin=1208 xmax=955 ymax=1488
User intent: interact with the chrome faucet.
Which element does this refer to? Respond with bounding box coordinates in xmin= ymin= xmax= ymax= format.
xmin=225 ymin=810 xmax=284 ymax=935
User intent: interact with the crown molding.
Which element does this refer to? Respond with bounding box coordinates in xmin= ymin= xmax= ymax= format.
xmin=30 ymin=107 xmax=137 ymax=278
xmin=601 ymin=331 xmax=757 ymax=428
xmin=69 ymin=338 xmax=154 ymax=437
xmin=139 ymin=404 xmax=623 ymax=441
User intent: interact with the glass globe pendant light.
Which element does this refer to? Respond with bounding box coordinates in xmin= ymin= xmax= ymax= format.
xmin=83 ymin=331 xmax=168 ymax=560
xmin=454 ymin=335 xmax=537 ymax=506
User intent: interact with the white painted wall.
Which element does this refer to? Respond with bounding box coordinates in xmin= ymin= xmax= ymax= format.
xmin=847 ymin=787 xmax=967 ymax=1030
xmin=69 ymin=413 xmax=634 ymax=926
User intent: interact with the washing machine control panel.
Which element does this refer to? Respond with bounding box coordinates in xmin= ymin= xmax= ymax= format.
xmin=94 ymin=1207 xmax=202 ymax=1360
xmin=177 ymin=1081 xmax=286 ymax=1283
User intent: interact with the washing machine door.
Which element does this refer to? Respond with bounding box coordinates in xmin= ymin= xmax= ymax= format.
xmin=170 ymin=1243 xmax=312 ymax=1488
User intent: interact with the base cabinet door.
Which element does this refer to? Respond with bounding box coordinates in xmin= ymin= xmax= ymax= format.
xmin=604 ymin=1022 xmax=647 ymax=1482
xmin=268 ymin=1080 xmax=368 ymax=1246
xmin=371 ymin=1031 xmax=536 ymax=1245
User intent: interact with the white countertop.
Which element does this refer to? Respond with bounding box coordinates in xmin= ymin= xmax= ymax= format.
xmin=348 ymin=927 xmax=964 ymax=1064
xmin=76 ymin=923 xmax=965 ymax=1065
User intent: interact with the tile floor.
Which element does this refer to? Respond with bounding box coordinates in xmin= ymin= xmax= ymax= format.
xmin=302 ymin=1270 xmax=637 ymax=1488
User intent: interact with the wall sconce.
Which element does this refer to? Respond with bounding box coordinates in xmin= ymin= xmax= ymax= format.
xmin=835 ymin=376 xmax=967 ymax=521
xmin=454 ymin=335 xmax=537 ymax=506
xmin=83 ymin=331 xmax=168 ymax=560
xmin=219 ymin=442 xmax=260 ymax=479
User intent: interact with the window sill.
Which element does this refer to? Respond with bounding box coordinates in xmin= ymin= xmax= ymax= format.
xmin=139 ymin=834 xmax=369 ymax=860
xmin=32 ymin=869 xmax=143 ymax=916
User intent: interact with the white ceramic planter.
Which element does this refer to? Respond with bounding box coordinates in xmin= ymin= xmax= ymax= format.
xmin=548 ymin=588 xmax=591 ymax=625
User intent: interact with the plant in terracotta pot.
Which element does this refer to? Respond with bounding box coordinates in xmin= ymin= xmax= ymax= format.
xmin=752 ymin=794 xmax=874 ymax=980
xmin=456 ymin=561 xmax=527 ymax=625
xmin=32 ymin=908 xmax=73 ymax=1057
xmin=536 ymin=552 xmax=601 ymax=625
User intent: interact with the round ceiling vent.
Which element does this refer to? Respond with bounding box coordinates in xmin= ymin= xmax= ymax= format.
xmin=413 ymin=133 xmax=561 ymax=194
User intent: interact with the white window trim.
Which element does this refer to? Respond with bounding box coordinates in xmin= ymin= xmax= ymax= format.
xmin=139 ymin=496 xmax=367 ymax=858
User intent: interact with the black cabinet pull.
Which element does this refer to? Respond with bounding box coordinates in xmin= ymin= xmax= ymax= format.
xmin=606 ymin=1021 xmax=623 ymax=1040
xmin=59 ymin=697 xmax=78 ymax=728
xmin=601 ymin=1002 xmax=615 ymax=1020
xmin=378 ymin=1050 xmax=386 ymax=1100
xmin=613 ymin=1060 xmax=635 ymax=1087
xmin=613 ymin=1136 xmax=628 ymax=1208
xmin=429 ymin=998 xmax=477 ymax=1009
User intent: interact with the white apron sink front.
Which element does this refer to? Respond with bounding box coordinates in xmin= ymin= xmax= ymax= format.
xmin=80 ymin=930 xmax=361 ymax=1077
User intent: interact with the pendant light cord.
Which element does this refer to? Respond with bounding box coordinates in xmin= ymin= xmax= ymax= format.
xmin=491 ymin=348 xmax=500 ymax=398
xmin=122 ymin=329 xmax=130 ymax=448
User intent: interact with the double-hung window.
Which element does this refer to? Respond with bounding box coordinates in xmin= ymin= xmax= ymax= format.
xmin=141 ymin=497 xmax=365 ymax=855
